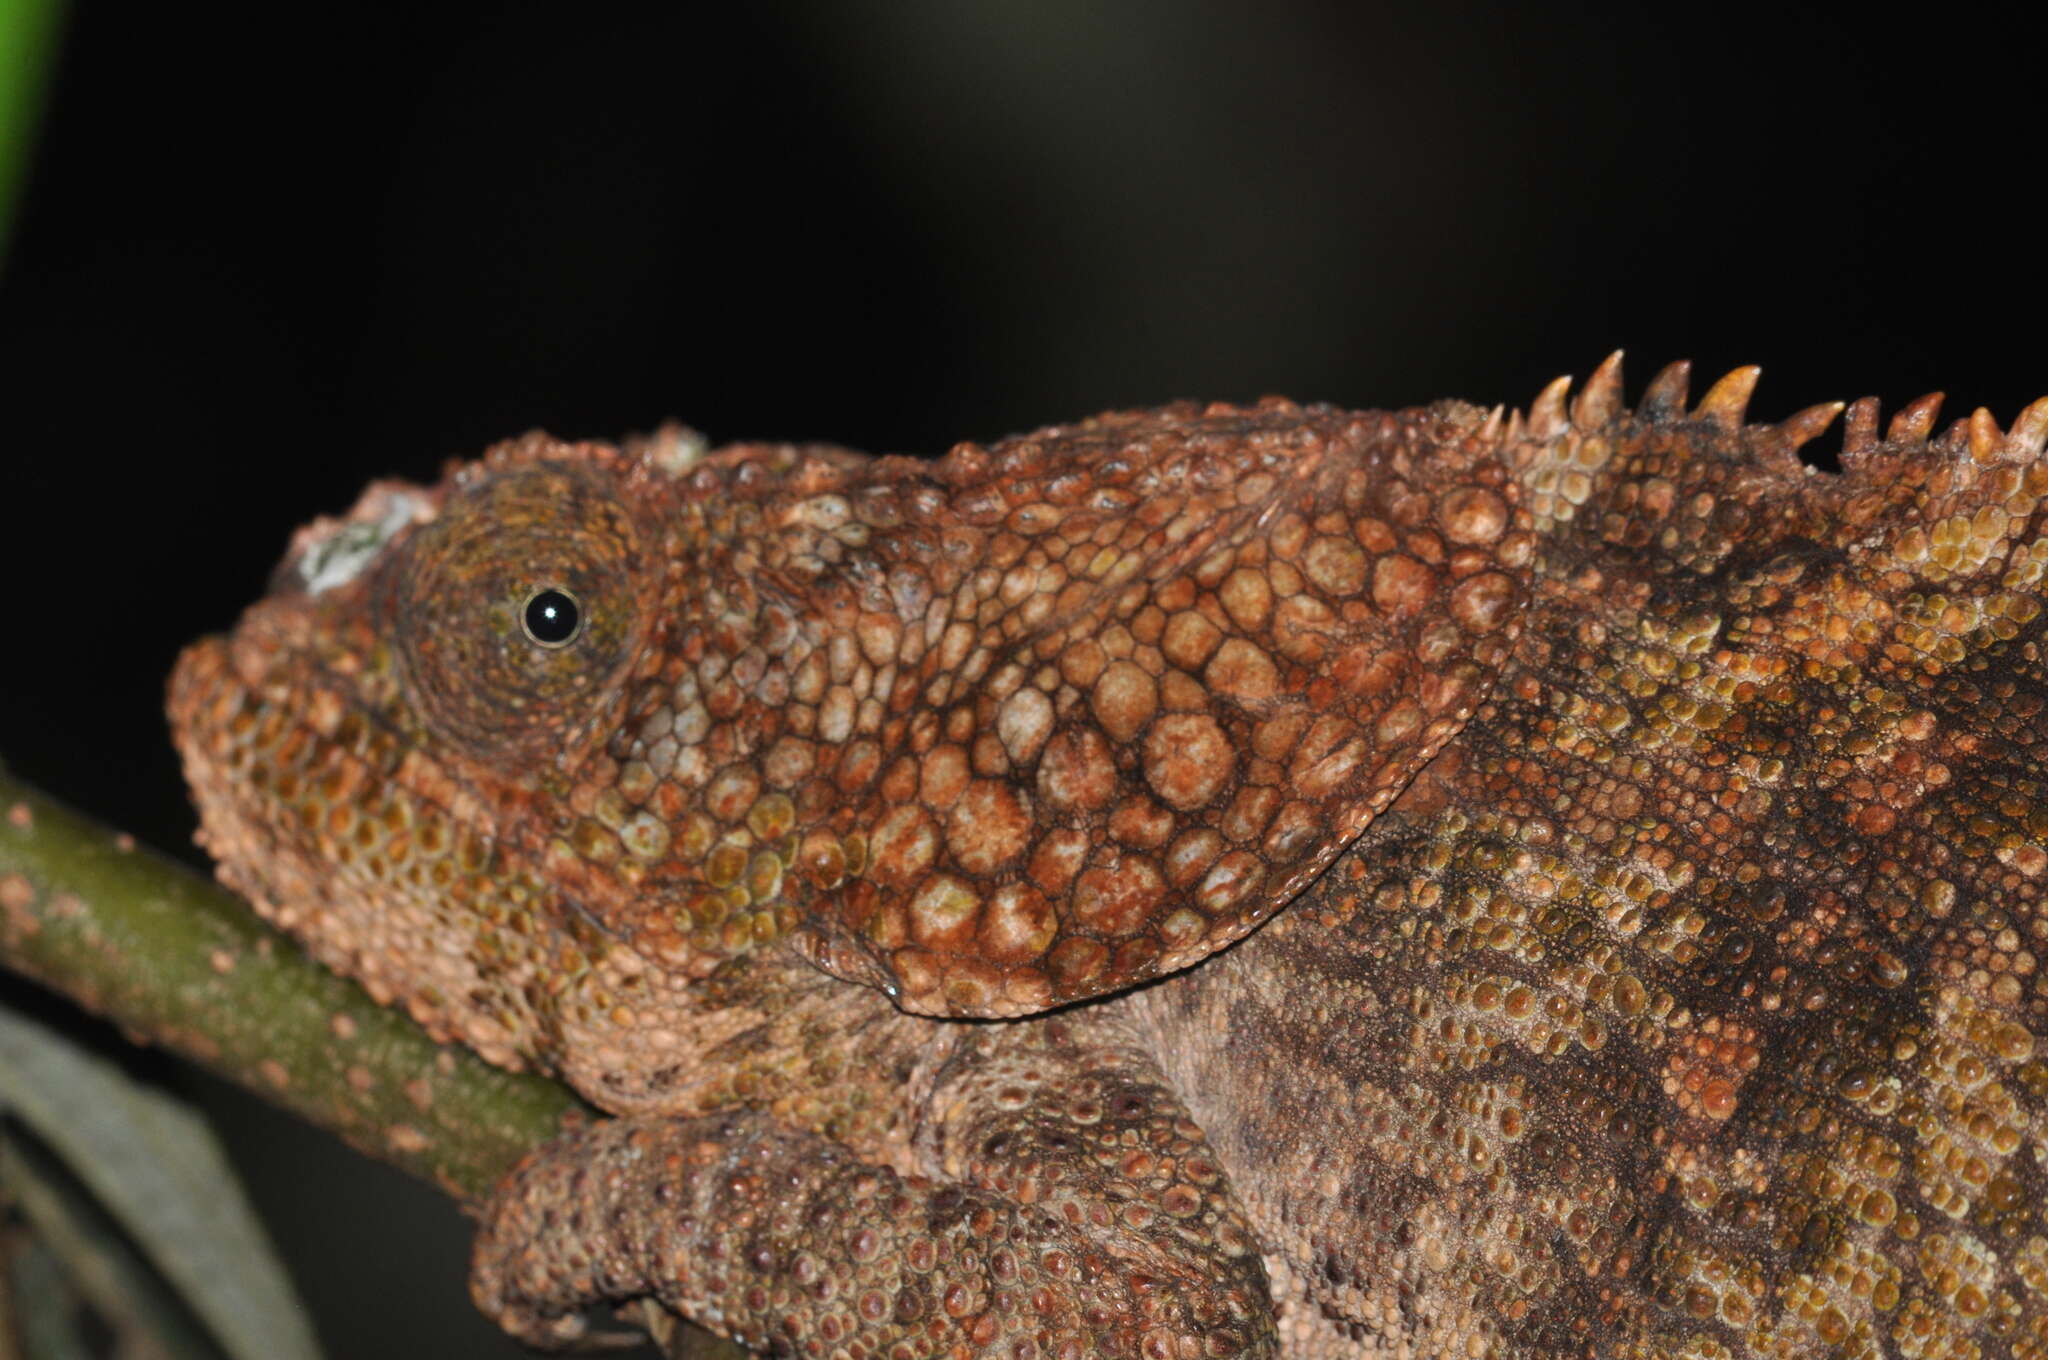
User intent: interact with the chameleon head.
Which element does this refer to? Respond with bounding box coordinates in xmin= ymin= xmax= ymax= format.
xmin=169 ymin=434 xmax=684 ymax=1078
xmin=172 ymin=403 xmax=1532 ymax=1100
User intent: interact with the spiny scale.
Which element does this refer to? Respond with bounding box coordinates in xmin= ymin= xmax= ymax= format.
xmin=1527 ymin=373 xmax=1573 ymax=438
xmin=1772 ymin=400 xmax=1846 ymax=453
xmin=1531 ymin=350 xmax=2048 ymax=469
xmin=1888 ymin=391 xmax=1945 ymax=443
xmin=1841 ymin=395 xmax=1882 ymax=460
xmin=1692 ymin=364 xmax=1760 ymax=430
xmin=2014 ymin=395 xmax=2048 ymax=455
xmin=1568 ymin=349 xmax=1624 ymax=428
xmin=1638 ymin=357 xmax=1691 ymax=415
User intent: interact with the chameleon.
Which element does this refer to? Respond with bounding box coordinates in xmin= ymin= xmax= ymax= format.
xmin=168 ymin=353 xmax=2048 ymax=1358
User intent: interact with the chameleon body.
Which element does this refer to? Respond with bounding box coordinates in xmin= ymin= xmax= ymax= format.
xmin=170 ymin=355 xmax=2048 ymax=1357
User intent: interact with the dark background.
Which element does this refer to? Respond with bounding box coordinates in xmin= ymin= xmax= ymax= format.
xmin=0 ymin=4 xmax=2042 ymax=1356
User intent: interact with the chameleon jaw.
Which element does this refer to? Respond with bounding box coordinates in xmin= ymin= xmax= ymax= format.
xmin=169 ymin=632 xmax=560 ymax=1071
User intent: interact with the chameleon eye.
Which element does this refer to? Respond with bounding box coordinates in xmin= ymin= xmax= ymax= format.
xmin=389 ymin=459 xmax=649 ymax=768
xmin=521 ymin=588 xmax=583 ymax=648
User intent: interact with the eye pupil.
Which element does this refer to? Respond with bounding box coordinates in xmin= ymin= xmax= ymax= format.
xmin=521 ymin=588 xmax=582 ymax=647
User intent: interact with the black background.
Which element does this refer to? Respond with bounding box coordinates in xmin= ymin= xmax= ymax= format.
xmin=0 ymin=5 xmax=2043 ymax=1356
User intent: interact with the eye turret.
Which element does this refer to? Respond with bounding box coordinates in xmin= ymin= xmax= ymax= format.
xmin=387 ymin=464 xmax=648 ymax=768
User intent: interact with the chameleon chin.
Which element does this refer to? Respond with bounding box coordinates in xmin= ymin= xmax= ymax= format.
xmin=171 ymin=354 xmax=2048 ymax=1357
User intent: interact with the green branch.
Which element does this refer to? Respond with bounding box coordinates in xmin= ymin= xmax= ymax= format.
xmin=0 ymin=763 xmax=742 ymax=1358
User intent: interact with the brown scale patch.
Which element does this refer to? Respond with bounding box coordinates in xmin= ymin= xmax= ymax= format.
xmin=1143 ymin=712 xmax=1235 ymax=811
xmin=1089 ymin=659 xmax=1158 ymax=743
xmin=1107 ymin=796 xmax=1174 ymax=849
xmin=946 ymin=781 xmax=1031 ymax=873
xmin=916 ymin=743 xmax=970 ymax=806
xmin=1303 ymin=536 xmax=1368 ymax=597
xmin=1161 ymin=609 xmax=1224 ymax=670
xmin=1071 ymin=855 xmax=1166 ymax=937
xmin=1373 ymin=555 xmax=1437 ymax=615
xmin=993 ymin=686 xmax=1053 ymax=764
xmin=867 ymin=805 xmax=938 ymax=886
xmin=907 ymin=874 xmax=980 ymax=949
xmin=1205 ymin=637 xmax=1280 ymax=703
xmin=1028 ymin=828 xmax=1089 ymax=894
xmin=977 ymin=882 xmax=1056 ymax=963
xmin=1439 ymin=486 xmax=1510 ymax=544
xmin=1662 ymin=1016 xmax=1762 ymax=1123
xmin=1037 ymin=727 xmax=1120 ymax=812
xmin=1450 ymin=572 xmax=1517 ymax=634
xmin=1218 ymin=567 xmax=1273 ymax=631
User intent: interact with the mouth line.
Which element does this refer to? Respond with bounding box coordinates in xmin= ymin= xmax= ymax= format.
xmin=174 ymin=630 xmax=565 ymax=921
xmin=172 ymin=677 xmax=562 ymax=1071
xmin=174 ymin=637 xmax=541 ymax=977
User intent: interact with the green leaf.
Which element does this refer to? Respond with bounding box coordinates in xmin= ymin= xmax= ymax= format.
xmin=0 ymin=0 xmax=62 ymax=257
xmin=2 ymin=1129 xmax=221 ymax=1360
xmin=0 ymin=1007 xmax=322 ymax=1360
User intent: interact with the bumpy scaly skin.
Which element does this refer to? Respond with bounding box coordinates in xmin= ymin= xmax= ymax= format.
xmin=476 ymin=1016 xmax=1273 ymax=1355
xmin=171 ymin=355 xmax=2048 ymax=1357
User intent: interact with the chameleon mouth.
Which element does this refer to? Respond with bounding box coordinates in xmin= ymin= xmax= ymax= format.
xmin=169 ymin=633 xmax=406 ymax=939
xmin=169 ymin=635 xmax=357 ymax=975
xmin=167 ymin=633 xmax=545 ymax=1067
